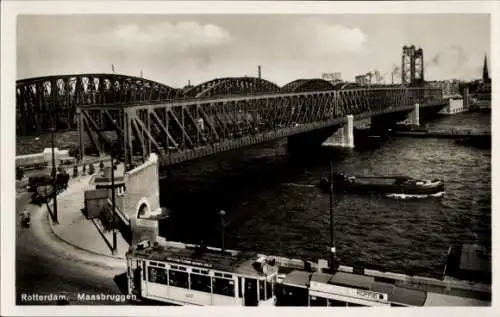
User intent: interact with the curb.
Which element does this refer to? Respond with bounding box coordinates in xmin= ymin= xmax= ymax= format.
xmin=45 ymin=207 xmax=126 ymax=261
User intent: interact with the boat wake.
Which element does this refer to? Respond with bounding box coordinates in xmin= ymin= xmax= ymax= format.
xmin=282 ymin=183 xmax=316 ymax=188
xmin=385 ymin=191 xmax=445 ymax=199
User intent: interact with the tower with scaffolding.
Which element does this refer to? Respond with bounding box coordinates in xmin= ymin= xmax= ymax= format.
xmin=401 ymin=45 xmax=424 ymax=86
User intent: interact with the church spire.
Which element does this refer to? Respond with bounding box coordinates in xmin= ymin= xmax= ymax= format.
xmin=482 ymin=54 xmax=490 ymax=83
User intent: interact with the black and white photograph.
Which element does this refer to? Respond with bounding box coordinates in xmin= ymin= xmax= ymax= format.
xmin=1 ymin=1 xmax=497 ymax=316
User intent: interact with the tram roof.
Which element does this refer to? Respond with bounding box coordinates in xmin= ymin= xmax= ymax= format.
xmin=423 ymin=292 xmax=489 ymax=306
xmin=310 ymin=271 xmax=427 ymax=306
xmin=128 ymin=242 xmax=274 ymax=277
xmin=311 ymin=271 xmax=375 ymax=289
xmin=282 ymin=270 xmax=311 ymax=288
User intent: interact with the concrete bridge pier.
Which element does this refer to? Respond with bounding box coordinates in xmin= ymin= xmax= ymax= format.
xmin=322 ymin=115 xmax=355 ymax=149
xmin=108 ymin=153 xmax=167 ymax=245
xmin=406 ymin=103 xmax=420 ymax=126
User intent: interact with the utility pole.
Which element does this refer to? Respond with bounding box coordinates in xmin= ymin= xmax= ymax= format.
xmin=50 ymin=125 xmax=58 ymax=224
xmin=111 ymin=155 xmax=117 ymax=254
xmin=328 ymin=160 xmax=338 ymax=272
xmin=219 ymin=210 xmax=226 ymax=253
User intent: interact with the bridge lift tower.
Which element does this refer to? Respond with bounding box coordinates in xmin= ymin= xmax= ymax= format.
xmin=401 ymin=45 xmax=424 ymax=86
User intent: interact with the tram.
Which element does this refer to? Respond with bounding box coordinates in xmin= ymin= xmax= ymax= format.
xmin=126 ymin=240 xmax=278 ymax=306
xmin=126 ymin=241 xmax=490 ymax=307
xmin=276 ymin=269 xmax=490 ymax=307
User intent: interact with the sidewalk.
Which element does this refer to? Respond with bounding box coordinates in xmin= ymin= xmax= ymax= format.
xmin=46 ymin=164 xmax=130 ymax=261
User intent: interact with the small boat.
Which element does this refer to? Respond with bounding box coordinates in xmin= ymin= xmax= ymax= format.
xmin=319 ymin=173 xmax=444 ymax=195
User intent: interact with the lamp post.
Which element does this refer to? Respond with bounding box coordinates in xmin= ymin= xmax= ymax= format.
xmin=50 ymin=126 xmax=58 ymax=224
xmin=111 ymin=155 xmax=117 ymax=255
xmin=219 ymin=210 xmax=226 ymax=253
xmin=328 ymin=160 xmax=338 ymax=272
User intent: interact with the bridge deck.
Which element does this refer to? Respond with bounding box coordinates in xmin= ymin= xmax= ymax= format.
xmin=73 ymin=86 xmax=447 ymax=168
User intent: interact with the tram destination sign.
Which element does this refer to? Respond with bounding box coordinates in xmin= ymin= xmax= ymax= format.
xmin=164 ymin=256 xmax=213 ymax=269
xmin=309 ymin=281 xmax=389 ymax=303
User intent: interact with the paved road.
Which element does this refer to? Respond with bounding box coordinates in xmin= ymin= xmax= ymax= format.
xmin=15 ymin=192 xmax=131 ymax=305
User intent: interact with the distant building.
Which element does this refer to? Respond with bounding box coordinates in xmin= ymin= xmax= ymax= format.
xmin=355 ymin=73 xmax=372 ymax=86
xmin=425 ymin=80 xmax=461 ymax=97
xmin=322 ymin=72 xmax=342 ymax=83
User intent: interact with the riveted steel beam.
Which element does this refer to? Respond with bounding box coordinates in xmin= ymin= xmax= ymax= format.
xmin=75 ymin=86 xmax=445 ymax=166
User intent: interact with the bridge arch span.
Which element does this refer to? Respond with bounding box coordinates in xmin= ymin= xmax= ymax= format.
xmin=16 ymin=73 xmax=181 ymax=134
xmin=183 ymin=77 xmax=280 ymax=98
xmin=281 ymin=79 xmax=334 ymax=93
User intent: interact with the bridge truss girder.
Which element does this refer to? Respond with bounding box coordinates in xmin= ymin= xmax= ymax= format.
xmin=17 ymin=73 xmax=180 ymax=135
xmin=78 ymin=87 xmax=443 ymax=167
xmin=183 ymin=77 xmax=281 ymax=99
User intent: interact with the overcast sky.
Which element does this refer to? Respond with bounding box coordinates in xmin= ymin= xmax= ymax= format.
xmin=17 ymin=14 xmax=490 ymax=87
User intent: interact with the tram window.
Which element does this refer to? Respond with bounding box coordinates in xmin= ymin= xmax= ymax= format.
xmin=169 ymin=270 xmax=189 ymax=288
xmin=328 ymin=299 xmax=348 ymax=306
xmin=259 ymin=280 xmax=265 ymax=300
xmin=212 ymin=277 xmax=235 ymax=297
xmin=190 ymin=274 xmax=211 ymax=293
xmin=266 ymin=280 xmax=273 ymax=299
xmin=148 ymin=267 xmax=168 ymax=285
xmin=310 ymin=295 xmax=328 ymax=306
xmin=276 ymin=285 xmax=308 ymax=306
xmin=157 ymin=263 xmax=165 ymax=268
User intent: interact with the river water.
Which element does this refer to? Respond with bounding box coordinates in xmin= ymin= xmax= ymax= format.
xmin=157 ymin=112 xmax=490 ymax=278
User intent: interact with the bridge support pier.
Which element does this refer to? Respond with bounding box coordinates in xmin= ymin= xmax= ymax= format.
xmin=393 ymin=103 xmax=420 ymax=127
xmin=122 ymin=153 xmax=164 ymax=244
xmin=323 ymin=115 xmax=354 ymax=149
xmin=407 ymin=103 xmax=420 ymax=126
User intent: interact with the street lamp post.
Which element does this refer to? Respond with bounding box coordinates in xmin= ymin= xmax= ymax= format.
xmin=111 ymin=156 xmax=117 ymax=255
xmin=328 ymin=160 xmax=339 ymax=273
xmin=219 ymin=210 xmax=226 ymax=253
xmin=50 ymin=126 xmax=58 ymax=224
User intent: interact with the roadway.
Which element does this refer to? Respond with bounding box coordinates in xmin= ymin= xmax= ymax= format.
xmin=15 ymin=191 xmax=129 ymax=305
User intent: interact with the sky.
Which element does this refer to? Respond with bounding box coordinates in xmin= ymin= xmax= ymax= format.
xmin=17 ymin=14 xmax=490 ymax=87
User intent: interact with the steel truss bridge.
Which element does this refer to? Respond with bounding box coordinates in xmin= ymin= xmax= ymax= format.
xmin=16 ymin=74 xmax=446 ymax=167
